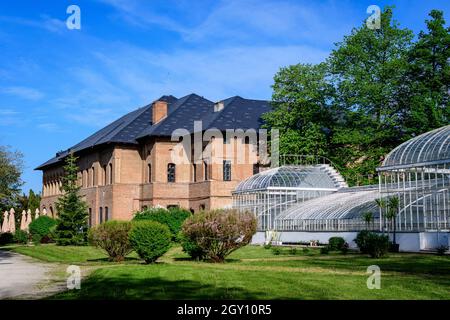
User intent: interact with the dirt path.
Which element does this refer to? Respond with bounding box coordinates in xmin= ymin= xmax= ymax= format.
xmin=0 ymin=250 xmax=64 ymax=299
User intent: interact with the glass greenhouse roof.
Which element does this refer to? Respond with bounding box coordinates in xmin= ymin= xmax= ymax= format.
xmin=380 ymin=125 xmax=450 ymax=170
xmin=234 ymin=165 xmax=345 ymax=193
xmin=275 ymin=188 xmax=380 ymax=221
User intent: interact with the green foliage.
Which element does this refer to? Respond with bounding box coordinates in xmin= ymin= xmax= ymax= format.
xmin=354 ymin=230 xmax=372 ymax=254
xmin=0 ymin=146 xmax=24 ymax=212
xmin=263 ymin=243 xmax=272 ymax=249
xmin=272 ymin=247 xmax=282 ymax=255
xmin=264 ymin=7 xmax=450 ymax=184
xmin=0 ymin=232 xmax=14 ymax=245
xmin=361 ymin=211 xmax=374 ymax=229
xmin=16 ymin=189 xmax=41 ymax=215
xmin=320 ymin=246 xmax=330 ymax=254
xmin=328 ymin=237 xmax=345 ymax=251
xmin=13 ymin=229 xmax=29 ymax=244
xmin=88 ymin=221 xmax=133 ymax=262
xmin=29 ymin=216 xmax=58 ymax=244
xmin=289 ymin=247 xmax=298 ymax=255
xmin=341 ymin=242 xmax=349 ymax=255
xmin=133 ymin=207 xmax=191 ymax=241
xmin=436 ymin=245 xmax=448 ymax=256
xmin=129 ymin=221 xmax=172 ymax=263
xmin=302 ymin=247 xmax=310 ymax=254
xmin=181 ymin=209 xmax=257 ymax=263
xmin=366 ymin=233 xmax=390 ymax=258
xmin=54 ymin=153 xmax=89 ymax=246
xmin=177 ymin=232 xmax=206 ymax=260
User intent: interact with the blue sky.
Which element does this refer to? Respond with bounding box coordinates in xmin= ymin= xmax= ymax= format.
xmin=1 ymin=0 xmax=449 ymax=193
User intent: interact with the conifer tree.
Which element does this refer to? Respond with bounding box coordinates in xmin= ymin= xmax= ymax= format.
xmin=54 ymin=152 xmax=89 ymax=246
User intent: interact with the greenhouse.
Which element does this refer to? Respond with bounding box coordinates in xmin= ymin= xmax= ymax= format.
xmin=377 ymin=125 xmax=450 ymax=232
xmin=232 ymin=162 xmax=348 ymax=230
xmin=233 ymin=125 xmax=450 ymax=251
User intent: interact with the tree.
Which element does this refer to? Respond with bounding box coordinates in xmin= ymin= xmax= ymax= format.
xmin=54 ymin=152 xmax=89 ymax=246
xmin=328 ymin=7 xmax=414 ymax=182
xmin=263 ymin=63 xmax=333 ymax=157
xmin=386 ymin=196 xmax=400 ymax=247
xmin=361 ymin=211 xmax=374 ymax=230
xmin=17 ymin=189 xmax=41 ymax=213
xmin=405 ymin=10 xmax=450 ymax=134
xmin=0 ymin=146 xmax=24 ymax=212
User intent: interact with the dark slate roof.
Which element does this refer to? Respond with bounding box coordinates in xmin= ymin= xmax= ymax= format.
xmin=36 ymin=93 xmax=271 ymax=170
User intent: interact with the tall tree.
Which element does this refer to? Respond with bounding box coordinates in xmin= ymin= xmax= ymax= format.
xmin=54 ymin=152 xmax=89 ymax=246
xmin=263 ymin=62 xmax=333 ymax=157
xmin=328 ymin=7 xmax=414 ymax=183
xmin=0 ymin=146 xmax=23 ymax=212
xmin=405 ymin=10 xmax=450 ymax=134
xmin=17 ymin=189 xmax=41 ymax=213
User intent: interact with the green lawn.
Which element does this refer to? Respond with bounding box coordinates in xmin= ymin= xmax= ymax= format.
xmin=8 ymin=244 xmax=450 ymax=300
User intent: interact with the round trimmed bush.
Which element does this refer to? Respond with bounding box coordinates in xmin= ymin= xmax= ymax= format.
xmin=14 ymin=230 xmax=29 ymax=244
xmin=88 ymin=221 xmax=133 ymax=262
xmin=129 ymin=221 xmax=172 ymax=263
xmin=328 ymin=237 xmax=345 ymax=251
xmin=0 ymin=232 xmax=14 ymax=245
xmin=133 ymin=207 xmax=191 ymax=241
xmin=29 ymin=216 xmax=58 ymax=244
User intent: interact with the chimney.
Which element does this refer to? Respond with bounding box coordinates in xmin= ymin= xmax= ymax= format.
xmin=214 ymin=101 xmax=224 ymax=112
xmin=152 ymin=100 xmax=168 ymax=124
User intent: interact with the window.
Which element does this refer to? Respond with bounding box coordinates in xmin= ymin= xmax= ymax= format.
xmin=167 ymin=163 xmax=176 ymax=182
xmin=108 ymin=163 xmax=113 ymax=184
xmin=148 ymin=163 xmax=152 ymax=183
xmin=204 ymin=161 xmax=208 ymax=180
xmin=223 ymin=160 xmax=231 ymax=181
xmin=105 ymin=207 xmax=109 ymax=222
xmin=88 ymin=208 xmax=92 ymax=227
xmin=253 ymin=163 xmax=259 ymax=175
xmin=99 ymin=207 xmax=103 ymax=224
xmin=193 ymin=164 xmax=197 ymax=182
xmin=91 ymin=166 xmax=95 ymax=186
xmin=103 ymin=165 xmax=107 ymax=185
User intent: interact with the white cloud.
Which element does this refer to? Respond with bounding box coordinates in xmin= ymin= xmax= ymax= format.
xmin=1 ymin=86 xmax=44 ymax=100
xmin=0 ymin=15 xmax=66 ymax=33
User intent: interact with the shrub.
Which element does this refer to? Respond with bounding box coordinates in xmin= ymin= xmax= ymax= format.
xmin=341 ymin=242 xmax=349 ymax=254
xmin=320 ymin=246 xmax=330 ymax=254
xmin=263 ymin=243 xmax=272 ymax=249
xmin=272 ymin=247 xmax=282 ymax=255
xmin=302 ymin=247 xmax=310 ymax=254
xmin=0 ymin=232 xmax=14 ymax=245
xmin=133 ymin=207 xmax=191 ymax=241
xmin=354 ymin=230 xmax=372 ymax=254
xmin=177 ymin=232 xmax=206 ymax=260
xmin=181 ymin=209 xmax=257 ymax=263
xmin=14 ymin=230 xmax=29 ymax=244
xmin=436 ymin=245 xmax=449 ymax=256
xmin=289 ymin=247 xmax=298 ymax=255
xmin=328 ymin=237 xmax=345 ymax=251
xmin=129 ymin=221 xmax=172 ymax=263
xmin=365 ymin=233 xmax=390 ymax=258
xmin=88 ymin=221 xmax=133 ymax=262
xmin=29 ymin=216 xmax=58 ymax=244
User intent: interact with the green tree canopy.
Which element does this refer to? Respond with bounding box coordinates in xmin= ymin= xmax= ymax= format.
xmin=0 ymin=146 xmax=23 ymax=212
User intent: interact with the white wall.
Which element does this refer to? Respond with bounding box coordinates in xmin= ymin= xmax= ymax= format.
xmin=252 ymin=231 xmax=450 ymax=253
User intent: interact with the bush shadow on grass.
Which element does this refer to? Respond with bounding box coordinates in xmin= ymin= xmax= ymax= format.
xmin=86 ymin=256 xmax=141 ymax=263
xmin=50 ymin=274 xmax=265 ymax=300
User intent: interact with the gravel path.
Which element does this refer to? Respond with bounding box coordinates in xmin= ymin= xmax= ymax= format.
xmin=0 ymin=250 xmax=63 ymax=299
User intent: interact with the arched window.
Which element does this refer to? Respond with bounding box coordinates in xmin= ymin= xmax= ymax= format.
xmin=105 ymin=207 xmax=109 ymax=222
xmin=193 ymin=164 xmax=197 ymax=182
xmin=102 ymin=165 xmax=107 ymax=185
xmin=99 ymin=207 xmax=103 ymax=224
xmin=148 ymin=163 xmax=152 ymax=183
xmin=88 ymin=208 xmax=92 ymax=227
xmin=223 ymin=160 xmax=231 ymax=181
xmin=50 ymin=206 xmax=54 ymax=218
xmin=167 ymin=163 xmax=176 ymax=183
xmin=108 ymin=163 xmax=113 ymax=184
xmin=204 ymin=161 xmax=208 ymax=181
xmin=91 ymin=166 xmax=95 ymax=186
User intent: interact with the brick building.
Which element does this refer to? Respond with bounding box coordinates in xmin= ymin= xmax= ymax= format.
xmin=36 ymin=94 xmax=271 ymax=225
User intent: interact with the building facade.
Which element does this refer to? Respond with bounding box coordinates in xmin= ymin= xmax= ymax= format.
xmin=36 ymin=94 xmax=271 ymax=226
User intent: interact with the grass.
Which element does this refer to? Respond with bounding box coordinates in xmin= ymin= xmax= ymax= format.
xmin=7 ymin=244 xmax=450 ymax=300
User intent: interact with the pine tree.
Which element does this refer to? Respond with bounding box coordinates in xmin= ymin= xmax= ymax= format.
xmin=54 ymin=152 xmax=89 ymax=246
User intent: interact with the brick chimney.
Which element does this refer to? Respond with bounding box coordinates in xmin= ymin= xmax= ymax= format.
xmin=152 ymin=100 xmax=168 ymax=124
